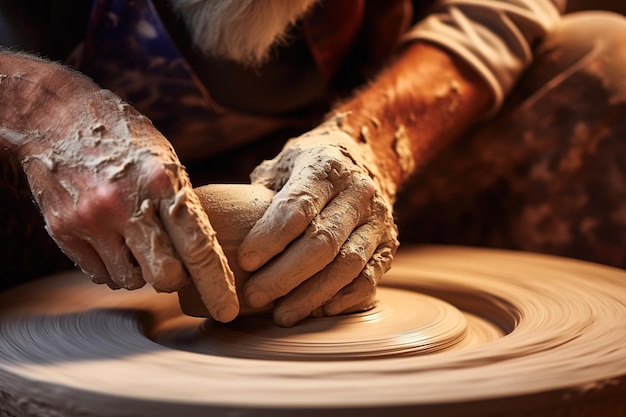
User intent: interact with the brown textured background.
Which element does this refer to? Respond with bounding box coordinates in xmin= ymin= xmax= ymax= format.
xmin=567 ymin=0 xmax=626 ymax=14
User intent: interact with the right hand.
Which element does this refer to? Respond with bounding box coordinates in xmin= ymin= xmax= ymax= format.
xmin=18 ymin=89 xmax=239 ymax=322
xmin=238 ymin=123 xmax=399 ymax=327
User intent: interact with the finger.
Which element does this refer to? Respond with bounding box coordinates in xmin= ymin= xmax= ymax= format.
xmin=323 ymin=243 xmax=396 ymax=316
xmin=239 ymin=157 xmax=338 ymax=272
xmin=90 ymin=236 xmax=146 ymax=290
xmin=322 ymin=275 xmax=378 ymax=316
xmin=125 ymin=199 xmax=187 ymax=293
xmin=243 ymin=189 xmax=362 ymax=310
xmin=160 ymin=187 xmax=239 ymax=323
xmin=25 ymin=159 xmax=114 ymax=287
xmin=47 ymin=229 xmax=113 ymax=286
xmin=272 ymin=223 xmax=380 ymax=327
xmin=49 ymin=210 xmax=145 ymax=290
xmin=309 ymin=306 xmax=325 ymax=317
xmin=340 ymin=292 xmax=378 ymax=314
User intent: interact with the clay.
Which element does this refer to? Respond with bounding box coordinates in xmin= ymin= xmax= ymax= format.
xmin=393 ymin=125 xmax=415 ymax=176
xmin=179 ymin=183 xmax=276 ymax=316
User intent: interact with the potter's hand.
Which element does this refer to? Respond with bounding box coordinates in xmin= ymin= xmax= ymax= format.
xmin=19 ymin=90 xmax=238 ymax=323
xmin=239 ymin=122 xmax=399 ymax=327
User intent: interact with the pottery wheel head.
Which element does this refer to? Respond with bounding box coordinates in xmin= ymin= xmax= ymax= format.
xmin=173 ymin=184 xmax=502 ymax=360
xmin=154 ymin=286 xmax=503 ymax=360
xmin=2 ymin=246 xmax=626 ymax=416
xmin=2 ymin=184 xmax=626 ymax=416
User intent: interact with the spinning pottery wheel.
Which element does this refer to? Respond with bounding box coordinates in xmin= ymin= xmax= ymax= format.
xmin=1 ymin=186 xmax=626 ymax=416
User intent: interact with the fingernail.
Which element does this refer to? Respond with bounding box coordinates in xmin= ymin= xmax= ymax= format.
xmin=240 ymin=252 xmax=262 ymax=271
xmin=216 ymin=303 xmax=239 ymax=323
xmin=278 ymin=310 xmax=299 ymax=327
xmin=247 ymin=290 xmax=271 ymax=308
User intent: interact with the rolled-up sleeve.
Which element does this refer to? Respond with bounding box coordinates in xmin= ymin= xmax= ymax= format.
xmin=402 ymin=0 xmax=565 ymax=114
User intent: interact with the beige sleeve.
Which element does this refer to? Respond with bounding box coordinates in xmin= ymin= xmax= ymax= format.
xmin=402 ymin=0 xmax=565 ymax=115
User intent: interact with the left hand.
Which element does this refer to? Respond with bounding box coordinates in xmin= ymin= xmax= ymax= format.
xmin=238 ymin=121 xmax=399 ymax=327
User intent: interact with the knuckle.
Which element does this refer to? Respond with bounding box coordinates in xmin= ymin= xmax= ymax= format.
xmin=143 ymin=161 xmax=179 ymax=194
xmin=75 ymin=184 xmax=128 ymax=226
xmin=292 ymin=192 xmax=320 ymax=221
xmin=311 ymin=235 xmax=339 ymax=264
xmin=369 ymin=197 xmax=398 ymax=234
xmin=361 ymin=266 xmax=381 ymax=288
xmin=337 ymin=244 xmax=369 ymax=269
xmin=388 ymin=233 xmax=400 ymax=251
xmin=325 ymin=158 xmax=354 ymax=184
xmin=377 ymin=244 xmax=397 ymax=265
xmin=363 ymin=246 xmax=396 ymax=286
xmin=306 ymin=223 xmax=343 ymax=260
xmin=369 ymin=192 xmax=393 ymax=218
xmin=382 ymin=222 xmax=400 ymax=252
xmin=179 ymin=241 xmax=213 ymax=271
xmin=353 ymin=172 xmax=377 ymax=195
xmin=270 ymin=191 xmax=322 ymax=238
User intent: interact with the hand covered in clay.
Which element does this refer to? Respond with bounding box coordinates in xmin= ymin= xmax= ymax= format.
xmin=19 ymin=91 xmax=238 ymax=323
xmin=238 ymin=120 xmax=399 ymax=327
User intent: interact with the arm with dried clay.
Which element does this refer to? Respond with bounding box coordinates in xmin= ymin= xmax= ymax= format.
xmin=238 ymin=41 xmax=491 ymax=327
xmin=0 ymin=50 xmax=239 ymax=323
xmin=239 ymin=0 xmax=562 ymax=327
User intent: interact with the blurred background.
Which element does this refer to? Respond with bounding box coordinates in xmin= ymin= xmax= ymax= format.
xmin=567 ymin=0 xmax=626 ymax=14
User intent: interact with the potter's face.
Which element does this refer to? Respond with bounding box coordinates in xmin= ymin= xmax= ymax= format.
xmin=168 ymin=0 xmax=318 ymax=66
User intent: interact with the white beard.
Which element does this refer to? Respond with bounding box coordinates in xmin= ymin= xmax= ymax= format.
xmin=168 ymin=0 xmax=318 ymax=66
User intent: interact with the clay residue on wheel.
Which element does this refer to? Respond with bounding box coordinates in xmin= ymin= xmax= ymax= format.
xmin=1 ymin=246 xmax=626 ymax=416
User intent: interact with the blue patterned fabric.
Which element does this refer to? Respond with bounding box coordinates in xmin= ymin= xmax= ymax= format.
xmin=79 ymin=0 xmax=208 ymax=141
xmin=75 ymin=0 xmax=292 ymax=161
xmin=72 ymin=0 xmax=413 ymax=162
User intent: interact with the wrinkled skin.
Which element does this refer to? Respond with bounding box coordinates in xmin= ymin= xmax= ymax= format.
xmin=239 ymin=125 xmax=399 ymax=327
xmin=2 ymin=38 xmax=489 ymax=328
xmin=17 ymin=90 xmax=239 ymax=323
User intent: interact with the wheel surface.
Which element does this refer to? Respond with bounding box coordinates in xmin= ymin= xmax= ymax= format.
xmin=1 ymin=245 xmax=625 ymax=416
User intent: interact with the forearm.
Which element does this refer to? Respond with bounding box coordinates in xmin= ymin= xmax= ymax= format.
xmin=0 ymin=51 xmax=93 ymax=154
xmin=329 ymin=41 xmax=491 ymax=199
xmin=0 ymin=50 xmax=158 ymax=166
